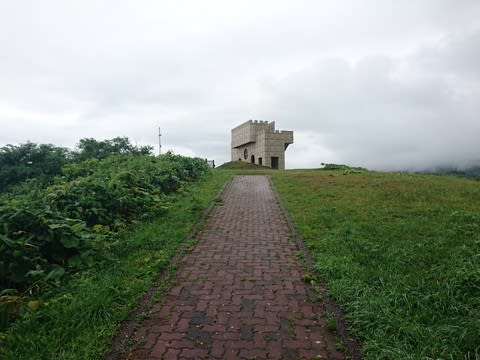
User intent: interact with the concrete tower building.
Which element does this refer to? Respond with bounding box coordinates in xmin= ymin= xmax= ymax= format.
xmin=231 ymin=120 xmax=294 ymax=169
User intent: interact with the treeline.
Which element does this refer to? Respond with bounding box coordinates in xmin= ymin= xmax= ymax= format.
xmin=0 ymin=138 xmax=210 ymax=330
xmin=0 ymin=137 xmax=152 ymax=192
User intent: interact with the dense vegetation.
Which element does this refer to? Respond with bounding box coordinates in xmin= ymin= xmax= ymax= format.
xmin=0 ymin=170 xmax=230 ymax=359
xmin=0 ymin=137 xmax=152 ymax=192
xmin=0 ymin=143 xmax=71 ymax=192
xmin=270 ymin=168 xmax=480 ymax=359
xmin=0 ymin=138 xmax=211 ymax=338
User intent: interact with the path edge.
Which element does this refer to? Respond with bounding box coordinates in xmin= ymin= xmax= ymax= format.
xmin=103 ymin=177 xmax=233 ymax=360
xmin=267 ymin=176 xmax=363 ymax=360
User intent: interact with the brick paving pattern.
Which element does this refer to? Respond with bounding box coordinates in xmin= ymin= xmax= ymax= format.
xmin=126 ymin=175 xmax=345 ymax=359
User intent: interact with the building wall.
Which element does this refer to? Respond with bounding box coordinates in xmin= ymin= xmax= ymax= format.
xmin=231 ymin=120 xmax=293 ymax=169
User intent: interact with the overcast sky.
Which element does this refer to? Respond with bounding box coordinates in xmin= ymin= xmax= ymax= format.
xmin=1 ymin=1 xmax=479 ymax=170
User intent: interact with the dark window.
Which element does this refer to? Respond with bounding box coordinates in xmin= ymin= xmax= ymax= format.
xmin=251 ymin=155 xmax=255 ymax=164
xmin=259 ymin=157 xmax=262 ymax=165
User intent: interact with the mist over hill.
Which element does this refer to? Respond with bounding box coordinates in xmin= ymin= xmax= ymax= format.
xmin=430 ymin=164 xmax=480 ymax=178
xmin=400 ymin=162 xmax=480 ymax=178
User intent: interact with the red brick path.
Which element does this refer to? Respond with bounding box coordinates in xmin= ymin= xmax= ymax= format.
xmin=126 ymin=176 xmax=345 ymax=359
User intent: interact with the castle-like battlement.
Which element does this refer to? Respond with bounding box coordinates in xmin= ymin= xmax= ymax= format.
xmin=231 ymin=120 xmax=293 ymax=169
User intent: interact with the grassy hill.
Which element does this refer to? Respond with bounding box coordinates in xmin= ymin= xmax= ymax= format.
xmin=216 ymin=160 xmax=271 ymax=170
xmin=2 ymin=163 xmax=478 ymax=359
xmin=269 ymin=168 xmax=480 ymax=359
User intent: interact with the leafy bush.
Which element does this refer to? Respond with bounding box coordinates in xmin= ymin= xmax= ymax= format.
xmin=0 ymin=143 xmax=71 ymax=192
xmin=0 ymin=152 xmax=209 ymax=298
xmin=73 ymin=137 xmax=152 ymax=162
xmin=0 ymin=194 xmax=98 ymax=288
xmin=0 ymin=170 xmax=230 ymax=359
xmin=0 ymin=137 xmax=154 ymax=193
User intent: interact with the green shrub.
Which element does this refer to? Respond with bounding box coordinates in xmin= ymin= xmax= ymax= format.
xmin=0 ymin=143 xmax=71 ymax=192
xmin=0 ymin=152 xmax=209 ymax=296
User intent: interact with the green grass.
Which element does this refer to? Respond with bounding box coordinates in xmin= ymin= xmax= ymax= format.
xmin=270 ymin=169 xmax=480 ymax=359
xmin=215 ymin=161 xmax=275 ymax=179
xmin=216 ymin=160 xmax=271 ymax=170
xmin=4 ymin=165 xmax=479 ymax=359
xmin=0 ymin=171 xmax=231 ymax=359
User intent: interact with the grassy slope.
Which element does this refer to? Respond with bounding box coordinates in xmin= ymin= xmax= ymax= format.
xmin=216 ymin=160 xmax=271 ymax=170
xmin=0 ymin=171 xmax=232 ymax=360
xmin=4 ymin=163 xmax=478 ymax=359
xmin=270 ymin=169 xmax=480 ymax=359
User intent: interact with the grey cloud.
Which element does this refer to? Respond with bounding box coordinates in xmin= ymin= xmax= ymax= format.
xmin=256 ymin=48 xmax=479 ymax=170
xmin=1 ymin=1 xmax=479 ymax=170
xmin=414 ymin=30 xmax=480 ymax=79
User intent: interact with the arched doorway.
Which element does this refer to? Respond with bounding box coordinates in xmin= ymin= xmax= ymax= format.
xmin=251 ymin=155 xmax=255 ymax=164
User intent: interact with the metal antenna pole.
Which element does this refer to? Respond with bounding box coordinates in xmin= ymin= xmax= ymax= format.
xmin=158 ymin=127 xmax=162 ymax=155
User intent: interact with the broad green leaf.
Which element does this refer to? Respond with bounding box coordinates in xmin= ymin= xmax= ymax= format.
xmin=70 ymin=223 xmax=86 ymax=233
xmin=45 ymin=265 xmax=65 ymax=281
xmin=60 ymin=236 xmax=79 ymax=248
xmin=67 ymin=255 xmax=82 ymax=267
xmin=48 ymin=223 xmax=69 ymax=230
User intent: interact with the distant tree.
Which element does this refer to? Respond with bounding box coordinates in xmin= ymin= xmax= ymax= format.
xmin=73 ymin=137 xmax=153 ymax=161
xmin=0 ymin=137 xmax=153 ymax=192
xmin=0 ymin=142 xmax=71 ymax=192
